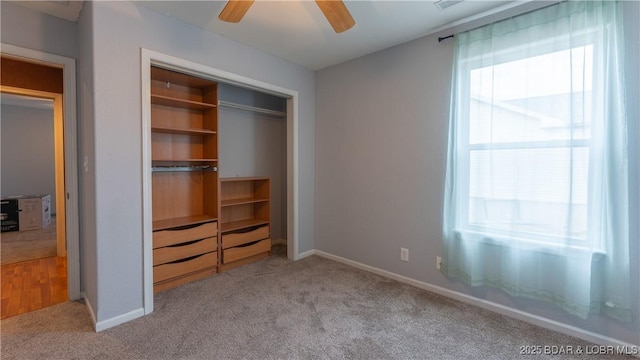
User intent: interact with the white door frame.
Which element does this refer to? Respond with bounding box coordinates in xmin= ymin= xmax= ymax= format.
xmin=1 ymin=43 xmax=81 ymax=300
xmin=140 ymin=49 xmax=299 ymax=314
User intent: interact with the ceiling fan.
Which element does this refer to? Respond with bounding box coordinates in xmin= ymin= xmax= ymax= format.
xmin=218 ymin=0 xmax=356 ymax=33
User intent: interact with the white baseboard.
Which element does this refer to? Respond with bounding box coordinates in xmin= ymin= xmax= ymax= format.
xmin=82 ymin=291 xmax=97 ymax=329
xmin=95 ymin=308 xmax=145 ymax=332
xmin=312 ymin=249 xmax=640 ymax=351
xmin=296 ymin=248 xmax=315 ymax=260
xmin=83 ymin=292 xmax=145 ymax=332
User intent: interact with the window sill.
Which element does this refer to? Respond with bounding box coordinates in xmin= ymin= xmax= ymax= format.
xmin=453 ymin=228 xmax=605 ymax=260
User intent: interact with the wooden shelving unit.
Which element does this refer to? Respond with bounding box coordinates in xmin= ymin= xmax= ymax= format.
xmin=220 ymin=177 xmax=271 ymax=271
xmin=149 ymin=67 xmax=276 ymax=293
xmin=150 ymin=66 xmax=219 ymax=292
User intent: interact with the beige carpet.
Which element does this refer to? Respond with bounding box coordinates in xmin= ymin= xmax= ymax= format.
xmin=0 ymin=244 xmax=631 ymax=360
xmin=0 ymin=217 xmax=57 ymax=265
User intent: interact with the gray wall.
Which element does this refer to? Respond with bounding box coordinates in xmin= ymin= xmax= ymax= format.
xmin=219 ymin=84 xmax=287 ymax=241
xmin=0 ymin=1 xmax=77 ymax=59
xmin=1 ymin=104 xmax=57 ymax=214
xmin=77 ymin=0 xmax=97 ymax=317
xmin=80 ymin=1 xmax=315 ymax=324
xmin=314 ymin=1 xmax=640 ymax=346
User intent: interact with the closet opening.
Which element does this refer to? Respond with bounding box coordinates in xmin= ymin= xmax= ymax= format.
xmin=141 ymin=49 xmax=299 ymax=314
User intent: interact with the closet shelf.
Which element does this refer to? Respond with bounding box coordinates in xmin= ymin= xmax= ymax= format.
xmin=152 ymin=94 xmax=217 ymax=110
xmin=221 ymin=197 xmax=269 ymax=207
xmin=153 ymin=215 xmax=218 ymax=231
xmin=152 ymin=165 xmax=217 ymax=173
xmin=218 ymin=100 xmax=286 ymax=118
xmin=152 ymin=158 xmax=218 ymax=163
xmin=151 ymin=126 xmax=217 ymax=135
xmin=221 ymin=218 xmax=270 ymax=233
xmin=220 ymin=176 xmax=270 ymax=182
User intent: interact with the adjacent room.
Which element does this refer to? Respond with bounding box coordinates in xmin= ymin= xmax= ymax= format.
xmin=1 ymin=0 xmax=638 ymax=358
xmin=1 ymin=59 xmax=69 ymax=319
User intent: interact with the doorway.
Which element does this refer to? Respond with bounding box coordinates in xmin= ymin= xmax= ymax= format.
xmin=0 ymin=46 xmax=80 ymax=318
xmin=1 ymin=92 xmax=65 ymax=264
xmin=0 ymin=86 xmax=68 ymax=320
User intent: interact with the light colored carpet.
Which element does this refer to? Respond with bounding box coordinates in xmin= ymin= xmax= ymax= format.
xmin=0 ymin=245 xmax=630 ymax=359
xmin=0 ymin=217 xmax=57 ymax=265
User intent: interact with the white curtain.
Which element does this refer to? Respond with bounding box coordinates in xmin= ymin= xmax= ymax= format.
xmin=442 ymin=0 xmax=630 ymax=321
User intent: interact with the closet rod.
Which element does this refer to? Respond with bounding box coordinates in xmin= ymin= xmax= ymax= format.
xmin=152 ymin=165 xmax=218 ymax=173
xmin=218 ymin=100 xmax=286 ymax=118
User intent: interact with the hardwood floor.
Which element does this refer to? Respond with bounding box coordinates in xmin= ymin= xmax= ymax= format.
xmin=1 ymin=256 xmax=67 ymax=319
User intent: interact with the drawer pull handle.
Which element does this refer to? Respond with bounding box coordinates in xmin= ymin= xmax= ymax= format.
xmin=166 ymin=253 xmax=206 ymax=265
xmin=235 ymin=239 xmax=263 ymax=248
xmin=166 ymin=238 xmax=200 ymax=248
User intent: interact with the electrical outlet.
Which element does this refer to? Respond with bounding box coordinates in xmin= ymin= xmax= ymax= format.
xmin=400 ymin=248 xmax=409 ymax=262
xmin=436 ymin=256 xmax=442 ymax=270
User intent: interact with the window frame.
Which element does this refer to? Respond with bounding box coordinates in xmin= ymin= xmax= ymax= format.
xmin=453 ymin=32 xmax=603 ymax=250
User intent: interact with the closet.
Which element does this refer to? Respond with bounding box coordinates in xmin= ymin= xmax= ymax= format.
xmin=150 ymin=65 xmax=286 ymax=292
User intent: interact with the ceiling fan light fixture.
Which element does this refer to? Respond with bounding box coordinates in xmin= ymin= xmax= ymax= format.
xmin=219 ymin=0 xmax=255 ymax=23
xmin=218 ymin=0 xmax=355 ymax=33
xmin=433 ymin=0 xmax=464 ymax=11
xmin=315 ymin=0 xmax=356 ymax=33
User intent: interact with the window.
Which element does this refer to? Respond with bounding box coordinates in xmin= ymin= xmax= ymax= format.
xmin=441 ymin=1 xmax=631 ymax=321
xmin=464 ymin=44 xmax=594 ymax=247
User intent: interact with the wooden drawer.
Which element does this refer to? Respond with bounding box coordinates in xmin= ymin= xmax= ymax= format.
xmin=223 ymin=238 xmax=271 ymax=264
xmin=154 ymin=251 xmax=217 ymax=283
xmin=153 ymin=221 xmax=217 ymax=249
xmin=222 ymin=225 xmax=269 ymax=249
xmin=153 ymin=236 xmax=217 ymax=266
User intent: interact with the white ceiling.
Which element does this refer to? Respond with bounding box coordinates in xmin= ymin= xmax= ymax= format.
xmin=9 ymin=0 xmax=84 ymax=22
xmin=138 ymin=0 xmax=518 ymax=70
xmin=12 ymin=0 xmax=529 ymax=70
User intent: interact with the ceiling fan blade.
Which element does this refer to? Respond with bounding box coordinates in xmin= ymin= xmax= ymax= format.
xmin=218 ymin=0 xmax=255 ymax=23
xmin=315 ymin=0 xmax=355 ymax=33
